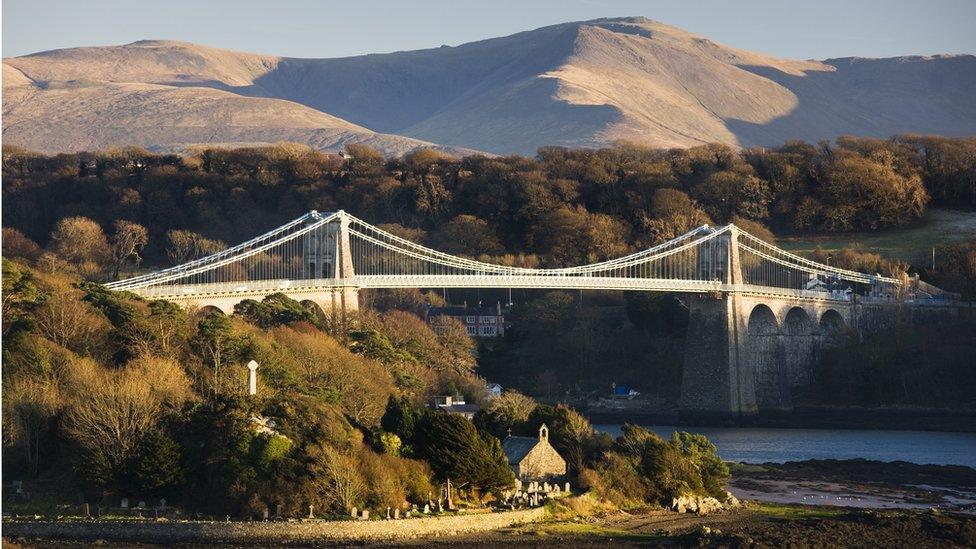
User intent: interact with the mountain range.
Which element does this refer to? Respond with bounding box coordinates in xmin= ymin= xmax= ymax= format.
xmin=4 ymin=17 xmax=975 ymax=156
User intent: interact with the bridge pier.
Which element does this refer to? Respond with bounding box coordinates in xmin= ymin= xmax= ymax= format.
xmin=679 ymin=294 xmax=758 ymax=416
xmin=679 ymin=294 xmax=857 ymax=416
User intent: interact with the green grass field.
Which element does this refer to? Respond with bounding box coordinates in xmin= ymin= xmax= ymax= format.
xmin=779 ymin=208 xmax=976 ymax=265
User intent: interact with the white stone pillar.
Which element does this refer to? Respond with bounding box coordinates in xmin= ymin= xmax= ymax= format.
xmin=247 ymin=360 xmax=259 ymax=396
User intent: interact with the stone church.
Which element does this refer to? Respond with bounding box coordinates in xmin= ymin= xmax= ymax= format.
xmin=501 ymin=424 xmax=567 ymax=480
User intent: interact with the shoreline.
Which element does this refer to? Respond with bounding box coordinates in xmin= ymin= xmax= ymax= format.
xmin=585 ymin=406 xmax=976 ymax=433
xmin=1 ymin=507 xmax=548 ymax=545
xmin=6 ymin=459 xmax=975 ymax=547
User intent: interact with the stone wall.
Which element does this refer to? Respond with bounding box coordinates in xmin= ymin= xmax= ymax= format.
xmin=2 ymin=507 xmax=547 ymax=544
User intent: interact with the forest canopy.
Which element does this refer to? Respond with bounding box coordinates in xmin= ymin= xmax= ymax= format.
xmin=3 ymin=135 xmax=974 ymax=276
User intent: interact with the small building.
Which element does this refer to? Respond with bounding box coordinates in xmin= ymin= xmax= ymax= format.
xmin=487 ymin=383 xmax=503 ymax=398
xmin=426 ymin=303 xmax=506 ymax=338
xmin=430 ymin=395 xmax=480 ymax=420
xmin=502 ymin=424 xmax=567 ymax=481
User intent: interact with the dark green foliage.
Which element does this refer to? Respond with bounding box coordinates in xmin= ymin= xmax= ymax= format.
xmin=414 ymin=413 xmax=514 ymax=491
xmin=233 ymin=293 xmax=317 ymax=329
xmin=810 ymin=322 xmax=976 ymax=408
xmin=668 ymin=431 xmax=730 ymax=499
xmin=1 ymin=258 xmax=47 ymax=339
xmin=380 ymin=395 xmax=422 ymax=443
xmin=594 ymin=425 xmax=729 ymax=505
xmin=79 ymin=281 xmax=140 ymax=326
xmin=177 ymin=397 xmax=259 ymax=515
xmin=126 ymin=429 xmax=184 ymax=496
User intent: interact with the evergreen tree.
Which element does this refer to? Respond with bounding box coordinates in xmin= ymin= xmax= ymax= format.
xmin=414 ymin=413 xmax=513 ymax=491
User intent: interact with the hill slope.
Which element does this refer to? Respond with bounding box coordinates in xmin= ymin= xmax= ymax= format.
xmin=4 ymin=17 xmax=975 ymax=155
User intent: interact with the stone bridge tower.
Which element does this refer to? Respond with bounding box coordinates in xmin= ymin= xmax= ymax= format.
xmin=301 ymin=211 xmax=359 ymax=312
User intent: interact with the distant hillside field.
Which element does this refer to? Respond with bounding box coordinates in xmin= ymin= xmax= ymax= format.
xmin=779 ymin=209 xmax=976 ymax=265
xmin=3 ymin=17 xmax=975 ymax=156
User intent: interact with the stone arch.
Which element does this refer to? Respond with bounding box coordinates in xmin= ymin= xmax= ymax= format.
xmin=819 ymin=309 xmax=847 ymax=350
xmin=300 ymin=299 xmax=329 ymax=323
xmin=783 ymin=307 xmax=817 ymax=387
xmin=194 ymin=304 xmax=228 ymax=318
xmin=747 ymin=304 xmax=789 ymax=409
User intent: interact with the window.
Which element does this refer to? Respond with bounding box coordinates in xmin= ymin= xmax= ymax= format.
xmin=465 ymin=316 xmax=476 ymax=324
xmin=479 ymin=316 xmax=496 ymax=324
xmin=466 ymin=326 xmax=477 ymax=336
xmin=479 ymin=326 xmax=497 ymax=336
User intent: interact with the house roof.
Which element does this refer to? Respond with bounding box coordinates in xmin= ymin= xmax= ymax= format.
xmin=428 ymin=306 xmax=500 ymax=317
xmin=502 ymin=436 xmax=538 ymax=464
xmin=439 ymin=403 xmax=480 ymax=414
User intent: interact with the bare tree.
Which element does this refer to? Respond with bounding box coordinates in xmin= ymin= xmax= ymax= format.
xmin=310 ymin=445 xmax=364 ymax=511
xmin=33 ymin=285 xmax=108 ymax=354
xmin=48 ymin=216 xmax=110 ymax=275
xmin=166 ymin=230 xmax=226 ymax=266
xmin=109 ymin=220 xmax=148 ymax=279
xmin=2 ymin=376 xmax=62 ymax=476
xmin=165 ymin=230 xmax=196 ymax=265
xmin=62 ymin=355 xmax=191 ymax=469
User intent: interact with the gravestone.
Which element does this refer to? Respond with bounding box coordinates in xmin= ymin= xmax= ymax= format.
xmin=386 ymin=507 xmax=390 ymax=519
xmin=159 ymin=498 xmax=167 ymax=509
xmin=361 ymin=509 xmax=369 ymax=520
xmin=394 ymin=508 xmax=400 ymax=519
xmin=262 ymin=507 xmax=269 ymax=521
xmin=83 ymin=503 xmax=90 ymax=518
xmin=121 ymin=498 xmax=129 ymax=509
xmin=351 ymin=506 xmax=358 ymax=519
xmin=565 ymin=482 xmax=571 ymax=493
xmin=308 ymin=504 xmax=314 ymax=519
xmin=138 ymin=501 xmax=146 ymax=509
xmin=423 ymin=504 xmax=430 ymax=514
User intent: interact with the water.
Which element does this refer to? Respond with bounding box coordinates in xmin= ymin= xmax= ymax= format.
xmin=593 ymin=424 xmax=976 ymax=468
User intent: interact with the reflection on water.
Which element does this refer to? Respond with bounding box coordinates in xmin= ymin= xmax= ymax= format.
xmin=593 ymin=424 xmax=976 ymax=468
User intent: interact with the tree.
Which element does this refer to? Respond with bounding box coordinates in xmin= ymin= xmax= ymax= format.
xmin=2 ymin=376 xmax=62 ymax=476
xmin=2 ymin=227 xmax=42 ymax=260
xmin=309 ymin=444 xmax=365 ymax=512
xmin=234 ymin=293 xmax=317 ymax=329
xmin=414 ymin=413 xmax=514 ymax=491
xmin=670 ymin=431 xmax=729 ymax=500
xmin=62 ymin=355 xmax=191 ymax=479
xmin=109 ymin=220 xmax=148 ymax=279
xmin=2 ymin=258 xmax=47 ymax=338
xmin=33 ymin=283 xmax=108 ymax=354
xmin=192 ymin=312 xmax=238 ymax=396
xmin=473 ymin=391 xmax=537 ymax=438
xmin=126 ymin=429 xmax=184 ymax=495
xmin=165 ymin=229 xmax=225 ymax=265
xmin=381 ymin=395 xmax=423 ymax=443
xmin=48 ymin=216 xmax=110 ymax=278
xmin=430 ymin=215 xmax=504 ymax=256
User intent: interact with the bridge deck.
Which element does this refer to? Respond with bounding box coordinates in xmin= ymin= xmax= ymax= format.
xmin=128 ymin=276 xmax=863 ymax=303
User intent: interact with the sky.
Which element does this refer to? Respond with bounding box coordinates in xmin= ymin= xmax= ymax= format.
xmin=3 ymin=0 xmax=975 ymax=60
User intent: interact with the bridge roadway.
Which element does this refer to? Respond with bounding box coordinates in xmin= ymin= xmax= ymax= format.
xmin=128 ymin=276 xmax=859 ymax=305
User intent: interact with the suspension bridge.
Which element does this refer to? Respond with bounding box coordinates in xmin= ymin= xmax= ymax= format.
xmin=107 ymin=210 xmax=963 ymax=416
xmin=106 ymin=210 xmax=905 ymax=304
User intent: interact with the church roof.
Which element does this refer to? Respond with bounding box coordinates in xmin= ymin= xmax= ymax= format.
xmin=502 ymin=436 xmax=539 ymax=464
